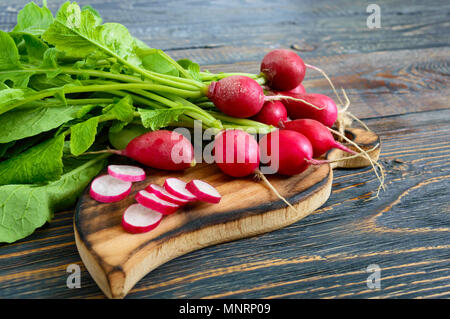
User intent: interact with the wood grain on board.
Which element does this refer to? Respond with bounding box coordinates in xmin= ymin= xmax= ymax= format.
xmin=0 ymin=0 xmax=448 ymax=299
xmin=74 ymin=128 xmax=379 ymax=299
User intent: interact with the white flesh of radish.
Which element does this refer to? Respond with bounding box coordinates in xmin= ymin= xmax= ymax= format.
xmin=90 ymin=175 xmax=132 ymax=202
xmin=136 ymin=190 xmax=179 ymax=215
xmin=164 ymin=178 xmax=196 ymax=200
xmin=108 ymin=165 xmax=146 ymax=182
xmin=187 ymin=180 xmax=221 ymax=203
xmin=122 ymin=204 xmax=162 ymax=233
xmin=146 ymin=184 xmax=189 ymax=205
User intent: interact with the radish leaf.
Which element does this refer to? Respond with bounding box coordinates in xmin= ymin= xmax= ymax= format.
xmin=178 ymin=59 xmax=201 ymax=81
xmin=0 ymin=134 xmax=65 ymax=186
xmin=0 ymin=31 xmax=35 ymax=88
xmin=70 ymin=116 xmax=100 ymax=156
xmin=11 ymin=2 xmax=54 ymax=36
xmin=0 ymin=154 xmax=108 ymax=243
xmin=103 ymin=95 xmax=135 ymax=123
xmin=138 ymin=108 xmax=187 ymax=131
xmin=42 ymin=2 xmax=141 ymax=67
xmin=139 ymin=48 xmax=179 ymax=76
xmin=0 ymin=105 xmax=82 ymax=143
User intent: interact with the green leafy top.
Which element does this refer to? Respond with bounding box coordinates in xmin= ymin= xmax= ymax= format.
xmin=42 ymin=2 xmax=142 ymax=67
xmin=12 ymin=2 xmax=54 ymax=36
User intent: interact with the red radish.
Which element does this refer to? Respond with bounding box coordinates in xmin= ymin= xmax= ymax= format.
xmin=282 ymin=93 xmax=338 ymax=127
xmin=122 ymin=204 xmax=163 ymax=234
xmin=252 ymin=101 xmax=287 ymax=127
xmin=164 ymin=178 xmax=197 ymax=201
xmin=287 ymin=83 xmax=306 ymax=95
xmin=89 ymin=175 xmax=132 ymax=203
xmin=186 ymin=180 xmax=221 ymax=204
xmin=107 ymin=165 xmax=146 ymax=182
xmin=135 ymin=190 xmax=179 ymax=215
xmin=259 ymin=129 xmax=324 ymax=176
xmin=207 ymin=75 xmax=265 ymax=118
xmin=145 ymin=184 xmax=190 ymax=206
xmin=268 ymin=83 xmax=306 ymax=97
xmin=260 ymin=49 xmax=306 ymax=91
xmin=106 ymin=130 xmax=195 ymax=171
xmin=283 ymin=119 xmax=357 ymax=157
xmin=214 ymin=129 xmax=260 ymax=177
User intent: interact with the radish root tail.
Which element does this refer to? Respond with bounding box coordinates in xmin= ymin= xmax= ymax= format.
xmin=265 ymin=95 xmax=326 ymax=110
xmin=255 ymin=169 xmax=300 ymax=215
xmin=306 ymin=63 xmax=344 ymax=106
xmin=306 ymin=64 xmax=383 ymax=199
xmin=306 ymin=144 xmax=379 ymax=165
xmin=327 ymin=127 xmax=385 ymax=199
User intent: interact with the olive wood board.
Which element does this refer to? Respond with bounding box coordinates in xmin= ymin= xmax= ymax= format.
xmin=74 ymin=127 xmax=380 ymax=299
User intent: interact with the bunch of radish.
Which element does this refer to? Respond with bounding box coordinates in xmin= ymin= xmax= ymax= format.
xmin=87 ymin=48 xmax=383 ymax=221
xmin=207 ymin=49 xmax=340 ymax=129
xmin=205 ymin=49 xmax=384 ymax=198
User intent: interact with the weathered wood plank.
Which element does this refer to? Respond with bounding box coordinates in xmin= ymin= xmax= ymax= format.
xmin=0 ymin=108 xmax=448 ymax=298
xmin=0 ymin=0 xmax=448 ymax=299
xmin=1 ymin=0 xmax=449 ymax=64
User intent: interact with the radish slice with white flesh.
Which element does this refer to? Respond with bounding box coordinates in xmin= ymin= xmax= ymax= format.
xmin=122 ymin=204 xmax=163 ymax=234
xmin=135 ymin=190 xmax=179 ymax=215
xmin=145 ymin=184 xmax=190 ymax=206
xmin=108 ymin=165 xmax=146 ymax=182
xmin=90 ymin=175 xmax=132 ymax=203
xmin=186 ymin=180 xmax=221 ymax=204
xmin=164 ymin=178 xmax=197 ymax=201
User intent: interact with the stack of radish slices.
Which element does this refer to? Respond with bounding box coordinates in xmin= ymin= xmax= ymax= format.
xmin=90 ymin=165 xmax=146 ymax=203
xmin=89 ymin=166 xmax=221 ymax=234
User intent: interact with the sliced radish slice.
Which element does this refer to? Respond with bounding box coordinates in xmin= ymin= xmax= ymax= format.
xmin=135 ymin=190 xmax=179 ymax=215
xmin=90 ymin=175 xmax=132 ymax=203
xmin=164 ymin=178 xmax=197 ymax=201
xmin=122 ymin=203 xmax=163 ymax=234
xmin=108 ymin=165 xmax=146 ymax=182
xmin=186 ymin=180 xmax=221 ymax=204
xmin=145 ymin=184 xmax=190 ymax=206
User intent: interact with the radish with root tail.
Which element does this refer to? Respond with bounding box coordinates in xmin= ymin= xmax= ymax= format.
xmin=282 ymin=119 xmax=356 ymax=157
xmin=83 ymin=130 xmax=196 ymax=171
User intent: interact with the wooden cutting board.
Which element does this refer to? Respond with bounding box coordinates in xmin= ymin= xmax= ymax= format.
xmin=74 ymin=127 xmax=380 ymax=299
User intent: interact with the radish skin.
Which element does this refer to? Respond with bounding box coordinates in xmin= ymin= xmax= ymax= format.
xmin=186 ymin=180 xmax=221 ymax=204
xmin=108 ymin=165 xmax=146 ymax=182
xmin=135 ymin=190 xmax=180 ymax=215
xmin=120 ymin=130 xmax=195 ymax=171
xmin=214 ymin=129 xmax=260 ymax=177
xmin=90 ymin=175 xmax=132 ymax=203
xmin=287 ymin=83 xmax=306 ymax=95
xmin=207 ymin=75 xmax=265 ymax=118
xmin=122 ymin=204 xmax=163 ymax=234
xmin=259 ymin=130 xmax=317 ymax=176
xmin=283 ymin=119 xmax=357 ymax=157
xmin=282 ymin=93 xmax=338 ymax=127
xmin=163 ymin=178 xmax=197 ymax=201
xmin=261 ymin=49 xmax=306 ymax=91
xmin=252 ymin=101 xmax=287 ymax=127
xmin=145 ymin=184 xmax=190 ymax=206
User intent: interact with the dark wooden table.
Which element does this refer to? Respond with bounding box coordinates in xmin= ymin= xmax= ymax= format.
xmin=0 ymin=0 xmax=449 ymax=298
